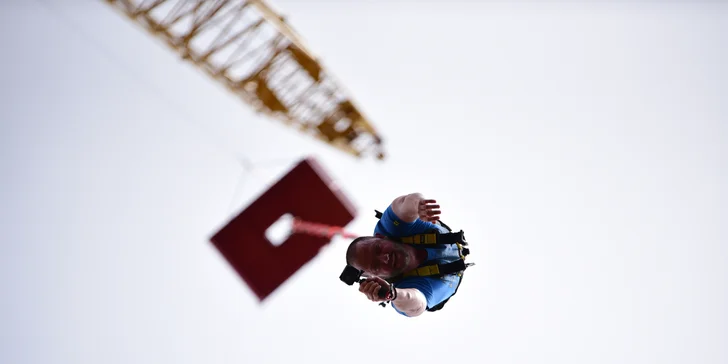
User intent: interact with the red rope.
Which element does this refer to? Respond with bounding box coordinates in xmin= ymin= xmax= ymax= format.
xmin=291 ymin=218 xmax=359 ymax=239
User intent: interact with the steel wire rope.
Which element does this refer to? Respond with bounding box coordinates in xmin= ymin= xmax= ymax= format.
xmin=33 ymin=0 xmax=296 ymax=215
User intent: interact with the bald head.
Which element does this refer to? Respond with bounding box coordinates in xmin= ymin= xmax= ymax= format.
xmin=346 ymin=236 xmax=413 ymax=278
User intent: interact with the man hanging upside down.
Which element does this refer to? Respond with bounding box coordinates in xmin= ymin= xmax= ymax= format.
xmin=344 ymin=192 xmax=469 ymax=317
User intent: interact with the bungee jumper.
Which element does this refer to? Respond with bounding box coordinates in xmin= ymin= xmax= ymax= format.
xmin=340 ymin=193 xmax=474 ymax=317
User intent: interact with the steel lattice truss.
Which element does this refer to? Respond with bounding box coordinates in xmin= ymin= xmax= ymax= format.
xmin=104 ymin=0 xmax=386 ymax=160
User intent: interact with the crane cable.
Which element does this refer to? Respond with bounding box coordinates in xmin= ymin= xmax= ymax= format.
xmin=32 ymin=0 xmax=297 ymax=216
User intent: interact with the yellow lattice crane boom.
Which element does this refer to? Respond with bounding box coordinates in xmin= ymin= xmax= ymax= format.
xmin=103 ymin=0 xmax=386 ymax=160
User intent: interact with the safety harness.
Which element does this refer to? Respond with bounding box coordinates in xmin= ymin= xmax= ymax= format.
xmin=374 ymin=210 xmax=474 ymax=312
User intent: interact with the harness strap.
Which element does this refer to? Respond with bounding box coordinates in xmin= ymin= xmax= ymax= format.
xmin=400 ymin=233 xmax=438 ymax=245
xmin=398 ymin=230 xmax=468 ymax=246
xmin=395 ymin=231 xmax=470 ymax=261
xmin=400 ymin=259 xmax=467 ymax=279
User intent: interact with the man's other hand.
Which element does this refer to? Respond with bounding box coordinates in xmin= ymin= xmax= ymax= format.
xmin=359 ymin=276 xmax=390 ymax=302
xmin=418 ymin=199 xmax=441 ymax=223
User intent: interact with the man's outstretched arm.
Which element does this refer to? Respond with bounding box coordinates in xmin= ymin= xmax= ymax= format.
xmin=390 ymin=193 xmax=441 ymax=223
xmin=360 ymin=277 xmax=428 ymax=317
xmin=391 ymin=288 xmax=428 ymax=317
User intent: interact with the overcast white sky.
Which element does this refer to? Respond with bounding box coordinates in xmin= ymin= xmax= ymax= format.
xmin=1 ymin=1 xmax=726 ymax=364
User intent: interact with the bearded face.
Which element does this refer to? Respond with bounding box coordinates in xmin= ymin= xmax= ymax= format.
xmin=349 ymin=237 xmax=412 ymax=279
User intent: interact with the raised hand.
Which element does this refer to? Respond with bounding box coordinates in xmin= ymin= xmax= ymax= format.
xmin=417 ymin=199 xmax=441 ymax=223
